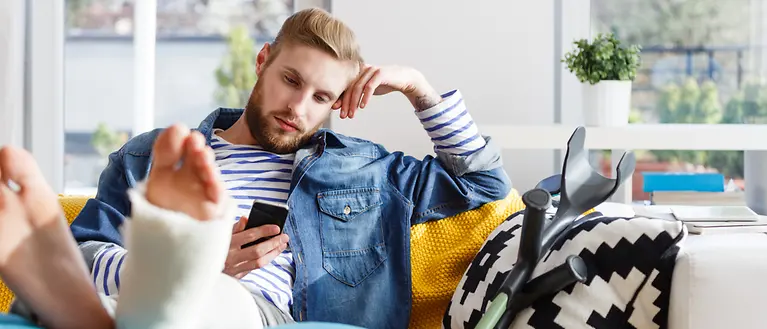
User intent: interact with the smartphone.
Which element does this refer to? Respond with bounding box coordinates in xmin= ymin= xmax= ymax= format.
xmin=241 ymin=200 xmax=290 ymax=249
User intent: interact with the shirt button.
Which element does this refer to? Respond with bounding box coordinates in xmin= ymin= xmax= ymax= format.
xmin=343 ymin=205 xmax=351 ymax=215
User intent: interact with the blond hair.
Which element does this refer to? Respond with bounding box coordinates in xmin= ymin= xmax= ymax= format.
xmin=268 ymin=8 xmax=363 ymax=66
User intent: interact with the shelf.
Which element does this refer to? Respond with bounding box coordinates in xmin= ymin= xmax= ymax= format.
xmin=480 ymin=124 xmax=767 ymax=151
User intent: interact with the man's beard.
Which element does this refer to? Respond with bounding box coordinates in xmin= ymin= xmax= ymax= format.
xmin=244 ymin=78 xmax=323 ymax=154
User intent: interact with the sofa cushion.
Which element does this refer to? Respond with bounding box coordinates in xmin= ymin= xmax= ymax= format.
xmin=444 ymin=209 xmax=687 ymax=329
xmin=409 ymin=190 xmax=525 ymax=329
xmin=669 ymin=233 xmax=767 ymax=329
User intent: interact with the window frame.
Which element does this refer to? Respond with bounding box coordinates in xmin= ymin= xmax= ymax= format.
xmin=27 ymin=0 xmax=65 ymax=193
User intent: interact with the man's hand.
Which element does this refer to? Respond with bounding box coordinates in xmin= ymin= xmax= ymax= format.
xmin=334 ymin=65 xmax=443 ymax=119
xmin=223 ymin=216 xmax=289 ymax=279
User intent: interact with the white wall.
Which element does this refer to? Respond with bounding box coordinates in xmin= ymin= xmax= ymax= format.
xmin=330 ymin=0 xmax=558 ymax=191
xmin=295 ymin=0 xmax=327 ymax=10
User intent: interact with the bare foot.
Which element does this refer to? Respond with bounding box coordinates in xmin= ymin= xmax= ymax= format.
xmin=0 ymin=146 xmax=113 ymax=329
xmin=145 ymin=124 xmax=226 ymax=221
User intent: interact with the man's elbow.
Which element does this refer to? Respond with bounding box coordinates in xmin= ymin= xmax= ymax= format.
xmin=466 ymin=166 xmax=513 ymax=203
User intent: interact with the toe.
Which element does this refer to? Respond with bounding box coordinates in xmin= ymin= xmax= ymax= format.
xmin=180 ymin=131 xmax=206 ymax=176
xmin=0 ymin=183 xmax=30 ymax=267
xmin=152 ymin=124 xmax=190 ymax=171
xmin=0 ymin=146 xmax=48 ymax=196
xmin=0 ymin=146 xmax=58 ymax=228
xmin=181 ymin=132 xmax=222 ymax=202
xmin=0 ymin=183 xmax=8 ymax=211
xmin=0 ymin=183 xmax=24 ymax=225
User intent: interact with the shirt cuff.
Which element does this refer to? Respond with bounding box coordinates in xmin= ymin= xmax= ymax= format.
xmin=415 ymin=89 xmax=486 ymax=156
xmin=92 ymin=246 xmax=127 ymax=297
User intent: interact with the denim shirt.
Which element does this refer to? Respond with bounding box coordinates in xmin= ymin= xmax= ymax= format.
xmin=70 ymin=107 xmax=512 ymax=329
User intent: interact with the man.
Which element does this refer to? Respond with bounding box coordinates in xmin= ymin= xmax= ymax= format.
xmin=69 ymin=7 xmax=511 ymax=329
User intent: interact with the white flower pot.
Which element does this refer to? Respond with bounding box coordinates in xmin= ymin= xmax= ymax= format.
xmin=582 ymin=80 xmax=632 ymax=126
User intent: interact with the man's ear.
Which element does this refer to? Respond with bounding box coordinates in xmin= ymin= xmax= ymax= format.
xmin=256 ymin=43 xmax=271 ymax=76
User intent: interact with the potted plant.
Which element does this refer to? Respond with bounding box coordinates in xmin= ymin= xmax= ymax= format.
xmin=562 ymin=33 xmax=641 ymax=126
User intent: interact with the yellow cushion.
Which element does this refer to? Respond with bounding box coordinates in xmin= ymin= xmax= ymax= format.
xmin=408 ymin=190 xmax=524 ymax=329
xmin=0 ymin=193 xmax=525 ymax=329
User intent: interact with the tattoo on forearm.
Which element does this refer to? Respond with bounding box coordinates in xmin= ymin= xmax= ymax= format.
xmin=414 ymin=92 xmax=442 ymax=111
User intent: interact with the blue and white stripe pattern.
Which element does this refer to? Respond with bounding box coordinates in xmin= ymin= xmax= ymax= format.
xmin=416 ymin=90 xmax=486 ymax=156
xmin=91 ymin=246 xmax=127 ymax=296
xmin=210 ymin=129 xmax=296 ymax=316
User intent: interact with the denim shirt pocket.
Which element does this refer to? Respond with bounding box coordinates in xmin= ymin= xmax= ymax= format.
xmin=317 ymin=187 xmax=388 ymax=287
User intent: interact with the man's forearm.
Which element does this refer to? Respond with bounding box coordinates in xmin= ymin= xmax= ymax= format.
xmin=415 ymin=89 xmax=487 ymax=156
xmin=406 ymin=78 xmax=443 ymax=111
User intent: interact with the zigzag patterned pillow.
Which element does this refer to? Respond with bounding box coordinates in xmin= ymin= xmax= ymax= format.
xmin=443 ymin=209 xmax=687 ymax=329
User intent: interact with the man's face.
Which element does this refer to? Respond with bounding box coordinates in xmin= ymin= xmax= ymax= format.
xmin=244 ymin=43 xmax=358 ymax=154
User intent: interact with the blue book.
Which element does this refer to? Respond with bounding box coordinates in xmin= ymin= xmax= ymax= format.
xmin=642 ymin=172 xmax=725 ymax=193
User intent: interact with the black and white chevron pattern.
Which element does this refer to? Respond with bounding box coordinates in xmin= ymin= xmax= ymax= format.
xmin=443 ymin=209 xmax=686 ymax=329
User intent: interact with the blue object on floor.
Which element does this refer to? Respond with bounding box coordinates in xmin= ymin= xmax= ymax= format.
xmin=0 ymin=314 xmax=41 ymax=328
xmin=642 ymin=172 xmax=725 ymax=193
xmin=274 ymin=323 xmax=366 ymax=329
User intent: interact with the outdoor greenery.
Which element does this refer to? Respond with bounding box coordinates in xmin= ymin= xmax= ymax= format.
xmin=91 ymin=122 xmax=128 ymax=158
xmin=592 ymin=0 xmax=749 ymax=48
xmin=65 ymin=0 xmax=94 ymax=28
xmin=711 ymin=81 xmax=767 ymax=178
xmin=562 ymin=33 xmax=642 ymax=85
xmin=592 ymin=0 xmax=756 ymax=179
xmin=653 ymin=78 xmax=721 ymax=166
xmin=214 ymin=25 xmax=258 ymax=108
xmin=650 ymin=79 xmax=767 ymax=178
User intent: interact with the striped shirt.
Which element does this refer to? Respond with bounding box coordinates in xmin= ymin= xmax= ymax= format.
xmin=418 ymin=90 xmax=486 ymax=155
xmin=209 ymin=129 xmax=296 ymax=316
xmin=88 ymin=88 xmax=483 ymax=315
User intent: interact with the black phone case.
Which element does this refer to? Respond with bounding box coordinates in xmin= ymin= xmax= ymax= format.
xmin=241 ymin=201 xmax=289 ymax=249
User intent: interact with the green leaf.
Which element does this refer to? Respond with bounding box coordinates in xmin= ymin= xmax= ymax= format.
xmin=562 ymin=32 xmax=641 ymax=84
xmin=213 ymin=25 xmax=258 ymax=108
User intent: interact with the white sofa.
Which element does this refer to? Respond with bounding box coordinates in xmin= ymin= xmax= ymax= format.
xmin=669 ymin=233 xmax=767 ymax=329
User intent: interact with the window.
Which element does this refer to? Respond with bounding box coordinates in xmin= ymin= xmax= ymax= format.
xmin=63 ymin=0 xmax=294 ymax=194
xmin=591 ymin=0 xmax=761 ymax=201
